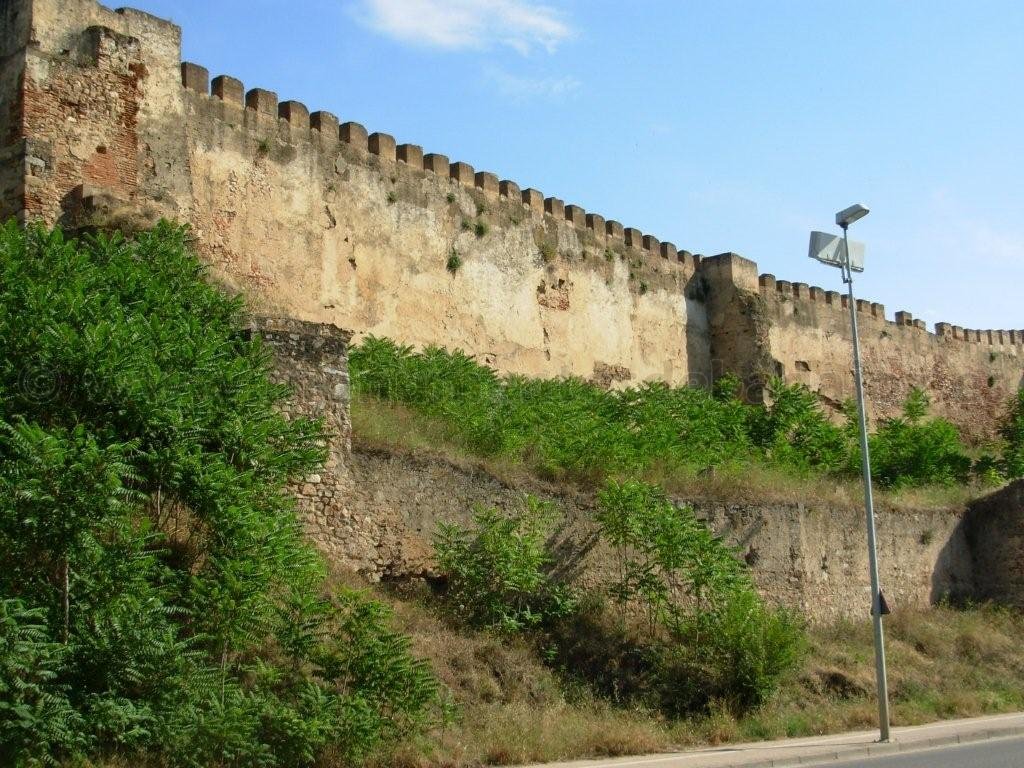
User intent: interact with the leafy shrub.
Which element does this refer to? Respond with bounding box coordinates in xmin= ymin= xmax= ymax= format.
xmin=749 ymin=380 xmax=852 ymax=473
xmin=350 ymin=337 xmax=996 ymax=491
xmin=1000 ymin=388 xmax=1024 ymax=478
xmin=595 ymin=480 xmax=804 ymax=713
xmin=865 ymin=389 xmax=972 ymax=487
xmin=434 ymin=497 xmax=576 ymax=633
xmin=0 ymin=223 xmax=440 ymax=766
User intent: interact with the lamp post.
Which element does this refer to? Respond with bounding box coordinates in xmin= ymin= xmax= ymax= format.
xmin=809 ymin=204 xmax=891 ymax=743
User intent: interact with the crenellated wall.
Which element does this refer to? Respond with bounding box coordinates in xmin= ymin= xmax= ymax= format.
xmin=756 ymin=273 xmax=1024 ymax=441
xmin=1 ymin=0 xmax=1022 ymax=441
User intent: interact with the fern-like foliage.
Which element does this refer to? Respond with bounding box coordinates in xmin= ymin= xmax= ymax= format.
xmin=0 ymin=222 xmax=441 ymax=766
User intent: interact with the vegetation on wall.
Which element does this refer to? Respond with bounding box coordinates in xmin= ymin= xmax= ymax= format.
xmin=349 ymin=337 xmax=1000 ymax=491
xmin=0 ymin=223 xmax=442 ymax=767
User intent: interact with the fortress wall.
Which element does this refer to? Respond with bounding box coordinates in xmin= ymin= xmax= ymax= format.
xmin=178 ymin=78 xmax=712 ymax=387
xmin=758 ymin=274 xmax=1024 ymax=442
xmin=1 ymin=0 xmax=1022 ymax=438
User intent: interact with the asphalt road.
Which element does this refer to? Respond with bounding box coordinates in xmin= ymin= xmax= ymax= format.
xmin=805 ymin=735 xmax=1024 ymax=768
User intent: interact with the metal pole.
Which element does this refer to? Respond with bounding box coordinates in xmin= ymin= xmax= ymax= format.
xmin=842 ymin=225 xmax=891 ymax=743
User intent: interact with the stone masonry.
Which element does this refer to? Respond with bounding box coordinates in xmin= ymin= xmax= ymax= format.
xmin=2 ymin=0 xmax=1024 ymax=620
xmin=1 ymin=0 xmax=1021 ymax=442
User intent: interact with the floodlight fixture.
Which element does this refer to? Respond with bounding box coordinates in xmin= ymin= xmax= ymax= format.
xmin=809 ymin=231 xmax=865 ymax=272
xmin=836 ymin=203 xmax=869 ymax=228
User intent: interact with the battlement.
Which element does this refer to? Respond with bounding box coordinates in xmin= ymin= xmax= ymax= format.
xmin=757 ymin=273 xmax=1024 ymax=348
xmin=175 ymin=59 xmax=702 ymax=275
xmin=2 ymin=0 xmax=1020 ymax=443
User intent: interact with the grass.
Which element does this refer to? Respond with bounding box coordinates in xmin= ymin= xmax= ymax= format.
xmin=365 ymin=575 xmax=1024 ymax=766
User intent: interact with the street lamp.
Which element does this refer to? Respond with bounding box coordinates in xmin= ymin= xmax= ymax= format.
xmin=808 ymin=204 xmax=892 ymax=743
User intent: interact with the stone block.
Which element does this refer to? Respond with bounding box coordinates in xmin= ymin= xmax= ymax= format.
xmin=809 ymin=286 xmax=824 ymax=301
xmin=544 ymin=197 xmax=564 ymax=218
xmin=586 ymin=213 xmax=605 ymax=234
xmin=895 ymin=310 xmax=913 ymax=326
xmin=450 ymin=161 xmax=475 ymax=186
xmin=397 ymin=143 xmax=423 ymax=166
xmin=310 ymin=111 xmax=339 ymax=137
xmin=642 ymin=234 xmax=659 ymax=253
xmin=793 ymin=282 xmax=809 ymax=299
xmin=211 ymin=75 xmax=243 ymax=105
xmin=521 ymin=188 xmax=544 ymax=211
xmin=368 ymin=132 xmax=396 ymax=160
xmin=624 ymin=227 xmax=642 ymax=248
xmin=180 ymin=61 xmax=208 ymax=93
xmin=475 ymin=171 xmax=499 ymax=194
xmin=423 ymin=153 xmax=449 ymax=174
xmin=660 ymin=241 xmax=677 ymax=260
xmin=565 ymin=204 xmax=585 ymax=227
xmin=605 ymin=220 xmax=624 ymax=240
xmin=340 ymin=122 xmax=368 ymax=150
xmin=499 ymin=179 xmax=520 ymax=199
xmin=245 ymin=88 xmax=278 ymax=116
xmin=278 ymin=100 xmax=309 ymax=129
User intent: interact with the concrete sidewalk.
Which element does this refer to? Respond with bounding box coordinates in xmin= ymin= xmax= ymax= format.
xmin=523 ymin=712 xmax=1024 ymax=768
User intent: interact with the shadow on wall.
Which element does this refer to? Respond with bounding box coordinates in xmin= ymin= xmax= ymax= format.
xmin=961 ymin=479 xmax=1024 ymax=609
xmin=929 ymin=514 xmax=976 ymax=605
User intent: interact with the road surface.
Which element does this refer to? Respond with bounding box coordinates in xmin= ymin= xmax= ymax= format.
xmin=805 ymin=735 xmax=1024 ymax=767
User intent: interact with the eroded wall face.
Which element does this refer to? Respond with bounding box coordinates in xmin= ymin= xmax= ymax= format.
xmin=182 ymin=91 xmax=711 ymax=387
xmin=342 ymin=447 xmax=974 ymax=620
xmin=965 ymin=479 xmax=1024 ymax=608
xmin=3 ymin=0 xmax=1022 ymax=438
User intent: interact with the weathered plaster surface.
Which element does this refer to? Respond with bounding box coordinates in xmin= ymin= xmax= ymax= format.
xmin=2 ymin=0 xmax=1021 ymax=439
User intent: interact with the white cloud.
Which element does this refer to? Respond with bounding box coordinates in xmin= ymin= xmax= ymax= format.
xmin=354 ymin=0 xmax=573 ymax=54
xmin=485 ymin=67 xmax=579 ymax=100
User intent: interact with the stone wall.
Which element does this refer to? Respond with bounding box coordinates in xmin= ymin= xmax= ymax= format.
xmin=341 ymin=447 xmax=974 ymax=622
xmin=758 ymin=275 xmax=1024 ymax=442
xmin=1 ymin=0 xmax=1022 ymax=441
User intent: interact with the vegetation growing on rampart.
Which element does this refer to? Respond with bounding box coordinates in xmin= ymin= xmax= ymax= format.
xmin=349 ymin=336 xmax=1024 ymax=493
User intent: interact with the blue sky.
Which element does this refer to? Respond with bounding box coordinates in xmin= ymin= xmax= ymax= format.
xmin=132 ymin=0 xmax=1023 ymax=330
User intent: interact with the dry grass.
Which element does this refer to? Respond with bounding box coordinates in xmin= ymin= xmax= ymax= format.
xmin=364 ymin=571 xmax=1024 ymax=766
xmin=349 ymin=396 xmax=1023 ymax=766
xmin=352 ymin=394 xmax=987 ymax=512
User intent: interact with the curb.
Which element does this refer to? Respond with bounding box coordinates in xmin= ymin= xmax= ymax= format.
xmin=739 ymin=723 xmax=1024 ymax=767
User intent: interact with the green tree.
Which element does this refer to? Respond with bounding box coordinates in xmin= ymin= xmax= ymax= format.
xmin=595 ymin=479 xmax=804 ymax=712
xmin=0 ymin=222 xmax=439 ymax=766
xmin=865 ymin=388 xmax=971 ymax=487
